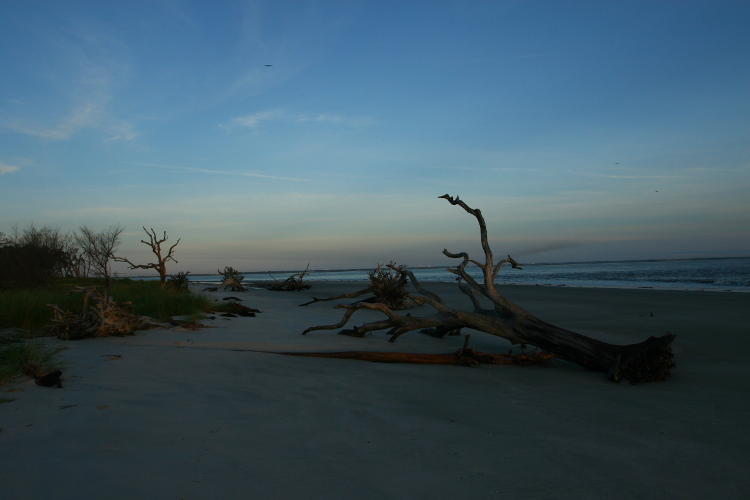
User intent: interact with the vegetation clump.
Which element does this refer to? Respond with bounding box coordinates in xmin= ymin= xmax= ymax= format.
xmin=167 ymin=271 xmax=191 ymax=291
xmin=0 ymin=278 xmax=215 ymax=333
xmin=0 ymin=334 xmax=63 ymax=386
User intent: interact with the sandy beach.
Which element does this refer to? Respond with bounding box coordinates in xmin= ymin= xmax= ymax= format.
xmin=2 ymin=282 xmax=749 ymax=499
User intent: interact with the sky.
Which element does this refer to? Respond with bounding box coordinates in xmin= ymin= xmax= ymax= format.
xmin=1 ymin=0 xmax=749 ymax=274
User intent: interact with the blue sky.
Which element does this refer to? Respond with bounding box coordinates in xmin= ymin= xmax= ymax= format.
xmin=1 ymin=0 xmax=749 ymax=273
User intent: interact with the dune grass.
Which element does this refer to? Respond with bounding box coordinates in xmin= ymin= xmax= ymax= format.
xmin=0 ymin=278 xmax=216 ymax=333
xmin=0 ymin=337 xmax=64 ymax=385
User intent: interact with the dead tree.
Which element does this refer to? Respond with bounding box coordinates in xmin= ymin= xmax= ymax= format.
xmin=300 ymin=262 xmax=414 ymax=309
xmin=114 ymin=227 xmax=180 ymax=287
xmin=267 ymin=263 xmax=311 ymax=291
xmin=302 ymin=195 xmax=676 ymax=383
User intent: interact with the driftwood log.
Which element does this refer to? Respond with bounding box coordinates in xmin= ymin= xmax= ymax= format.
xmin=302 ymin=195 xmax=675 ymax=383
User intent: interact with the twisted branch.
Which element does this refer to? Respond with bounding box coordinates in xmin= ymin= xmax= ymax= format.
xmin=114 ymin=227 xmax=180 ymax=286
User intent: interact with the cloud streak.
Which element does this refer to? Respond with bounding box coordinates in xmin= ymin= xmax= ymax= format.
xmin=1 ymin=20 xmax=138 ymax=143
xmin=4 ymin=100 xmax=103 ymax=140
xmin=128 ymin=162 xmax=310 ymax=182
xmin=225 ymin=109 xmax=372 ymax=130
xmin=230 ymin=109 xmax=284 ymax=128
xmin=0 ymin=162 xmax=20 ymax=175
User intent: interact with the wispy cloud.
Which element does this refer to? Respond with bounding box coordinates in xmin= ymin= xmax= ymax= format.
xmin=424 ymin=165 xmax=541 ymax=172
xmin=128 ymin=162 xmax=310 ymax=182
xmin=1 ymin=20 xmax=137 ymax=143
xmin=0 ymin=162 xmax=20 ymax=175
xmin=230 ymin=109 xmax=284 ymax=128
xmin=590 ymin=174 xmax=686 ymax=179
xmin=225 ymin=109 xmax=372 ymax=130
xmin=294 ymin=113 xmax=373 ymax=127
xmin=4 ymin=99 xmax=104 ymax=140
xmin=105 ymin=121 xmax=138 ymax=142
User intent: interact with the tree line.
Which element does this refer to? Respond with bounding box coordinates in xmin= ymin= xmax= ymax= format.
xmin=0 ymin=225 xmax=179 ymax=289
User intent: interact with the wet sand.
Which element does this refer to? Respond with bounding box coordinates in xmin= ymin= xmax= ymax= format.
xmin=1 ymin=283 xmax=749 ymax=499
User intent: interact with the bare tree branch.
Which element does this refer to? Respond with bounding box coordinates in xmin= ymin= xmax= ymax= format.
xmin=299 ymin=287 xmax=372 ymax=307
xmin=114 ymin=227 xmax=180 ymax=287
xmin=76 ymin=225 xmax=124 ymax=294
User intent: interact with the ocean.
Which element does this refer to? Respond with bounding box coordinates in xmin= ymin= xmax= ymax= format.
xmin=164 ymin=257 xmax=750 ymax=292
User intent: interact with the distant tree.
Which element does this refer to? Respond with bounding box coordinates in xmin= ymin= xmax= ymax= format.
xmin=75 ymin=225 xmax=124 ymax=294
xmin=0 ymin=225 xmax=75 ymax=285
xmin=114 ymin=227 xmax=180 ymax=287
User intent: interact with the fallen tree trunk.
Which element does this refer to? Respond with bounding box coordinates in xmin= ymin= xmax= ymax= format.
xmin=301 ymin=195 xmax=676 ymax=384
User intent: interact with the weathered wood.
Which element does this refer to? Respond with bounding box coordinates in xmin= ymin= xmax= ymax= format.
xmin=301 ymin=195 xmax=676 ymax=383
xmin=48 ymin=286 xmax=144 ymax=339
xmin=299 ymin=262 xmax=414 ymax=309
xmin=267 ymin=264 xmax=311 ymax=291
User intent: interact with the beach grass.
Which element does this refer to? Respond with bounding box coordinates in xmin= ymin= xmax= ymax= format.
xmin=0 ymin=337 xmax=64 ymax=384
xmin=0 ymin=278 xmax=216 ymax=333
